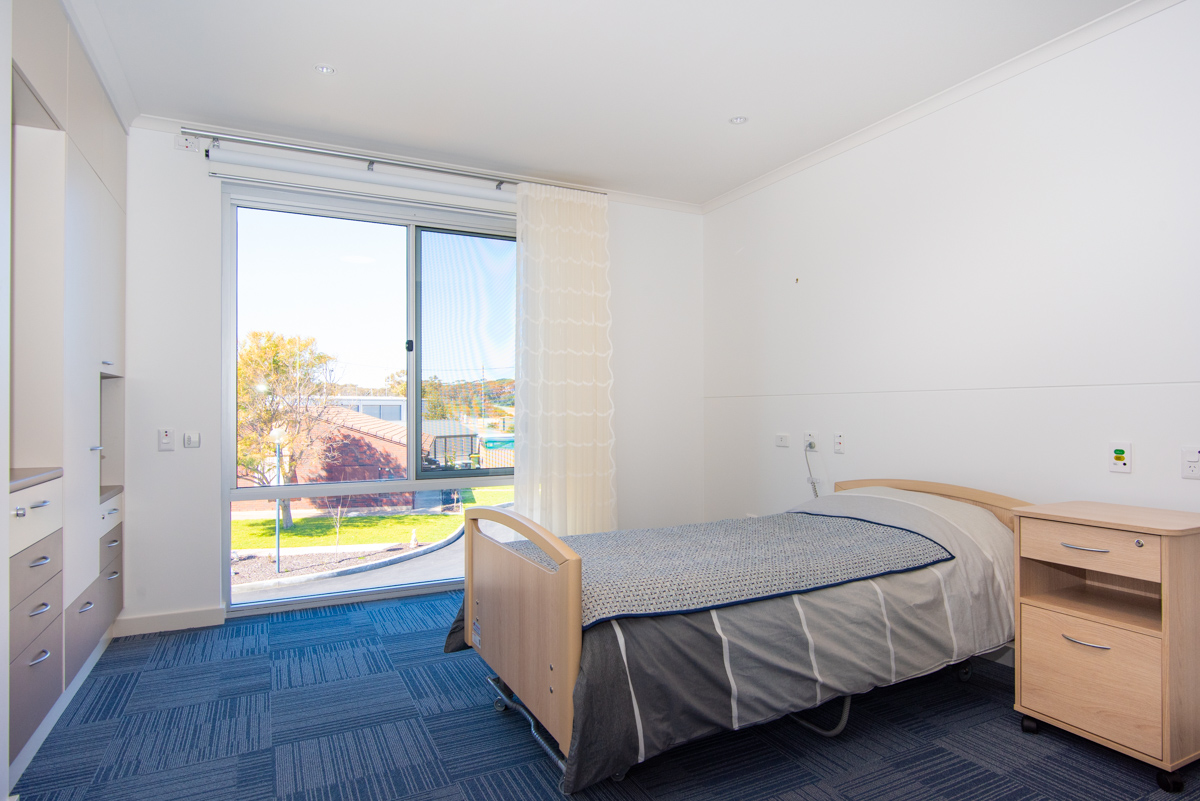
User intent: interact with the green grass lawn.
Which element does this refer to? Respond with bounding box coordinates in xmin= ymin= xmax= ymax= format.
xmin=231 ymin=486 xmax=515 ymax=550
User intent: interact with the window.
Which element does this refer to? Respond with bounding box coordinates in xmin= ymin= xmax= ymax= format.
xmin=225 ymin=187 xmax=515 ymax=604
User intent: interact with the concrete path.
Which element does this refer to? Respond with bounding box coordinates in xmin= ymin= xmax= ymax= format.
xmin=231 ymin=536 xmax=466 ymax=605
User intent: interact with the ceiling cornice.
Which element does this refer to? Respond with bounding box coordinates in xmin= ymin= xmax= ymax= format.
xmin=700 ymin=0 xmax=1186 ymax=214
xmin=61 ymin=0 xmax=141 ymax=129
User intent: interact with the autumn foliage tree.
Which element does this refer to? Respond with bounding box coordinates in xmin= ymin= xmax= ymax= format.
xmin=237 ymin=331 xmax=336 ymax=528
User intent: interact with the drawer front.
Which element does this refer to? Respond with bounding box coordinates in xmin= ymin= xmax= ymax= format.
xmin=99 ymin=494 xmax=123 ymax=532
xmin=11 ymin=528 xmax=64 ymax=608
xmin=99 ymin=523 xmax=123 ymax=568
xmin=65 ymin=557 xmax=121 ymax=687
xmin=10 ymin=479 xmax=64 ymax=557
xmin=1021 ymin=604 xmax=1162 ymax=758
xmin=10 ymin=571 xmax=62 ymax=658
xmin=1021 ymin=518 xmax=1160 ymax=581
xmin=10 ymin=613 xmax=63 ymax=761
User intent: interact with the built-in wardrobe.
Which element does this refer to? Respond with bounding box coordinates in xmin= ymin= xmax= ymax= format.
xmin=9 ymin=0 xmax=127 ymax=769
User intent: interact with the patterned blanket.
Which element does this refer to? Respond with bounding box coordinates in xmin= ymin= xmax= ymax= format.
xmin=505 ymin=511 xmax=953 ymax=628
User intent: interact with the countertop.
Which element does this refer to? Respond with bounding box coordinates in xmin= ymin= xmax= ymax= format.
xmin=10 ymin=467 xmax=63 ymax=493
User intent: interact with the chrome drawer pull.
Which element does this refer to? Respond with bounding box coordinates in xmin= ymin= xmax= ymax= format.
xmin=107 ymin=540 xmax=119 ymax=547
xmin=79 ymin=601 xmax=94 ymax=613
xmin=1061 ymin=542 xmax=1110 ymax=553
xmin=29 ymin=602 xmax=51 ymax=617
xmin=101 ymin=360 xmax=114 ymax=366
xmin=29 ymin=556 xmax=51 ymax=567
xmin=30 ymin=500 xmax=51 ymax=509
xmin=28 ymin=650 xmax=51 ymax=666
xmin=90 ymin=446 xmax=104 ymax=452
xmin=1062 ymin=634 xmax=1111 ymax=650
xmin=107 ymin=571 xmax=120 ymax=580
xmin=107 ymin=508 xmax=120 ymax=515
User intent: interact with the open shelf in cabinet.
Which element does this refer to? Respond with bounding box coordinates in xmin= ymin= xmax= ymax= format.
xmin=1020 ymin=556 xmax=1161 ymax=636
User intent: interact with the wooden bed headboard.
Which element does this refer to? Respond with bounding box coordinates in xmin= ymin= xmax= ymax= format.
xmin=833 ymin=479 xmax=1030 ymax=533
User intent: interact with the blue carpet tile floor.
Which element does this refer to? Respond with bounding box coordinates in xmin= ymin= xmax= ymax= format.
xmin=13 ymin=590 xmax=1200 ymax=801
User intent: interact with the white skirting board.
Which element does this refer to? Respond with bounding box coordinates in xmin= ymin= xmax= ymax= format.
xmin=111 ymin=605 xmax=226 ymax=637
xmin=8 ymin=628 xmax=113 ymax=793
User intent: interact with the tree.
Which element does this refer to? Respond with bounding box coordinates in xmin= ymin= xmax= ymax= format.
xmin=237 ymin=331 xmax=336 ymax=528
xmin=384 ymin=370 xmax=406 ymax=398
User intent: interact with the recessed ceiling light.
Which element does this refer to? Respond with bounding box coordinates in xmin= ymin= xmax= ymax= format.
xmin=729 ymin=116 xmax=748 ymax=125
xmin=314 ymin=64 xmax=336 ymax=75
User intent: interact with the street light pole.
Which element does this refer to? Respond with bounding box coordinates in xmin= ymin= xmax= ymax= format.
xmin=270 ymin=428 xmax=286 ymax=574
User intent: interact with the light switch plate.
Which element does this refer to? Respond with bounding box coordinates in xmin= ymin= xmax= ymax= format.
xmin=158 ymin=428 xmax=174 ymax=452
xmin=1110 ymin=441 xmax=1131 ymax=473
xmin=833 ymin=432 xmax=845 ymax=454
xmin=775 ymin=434 xmax=789 ymax=448
xmin=183 ymin=431 xmax=201 ymax=448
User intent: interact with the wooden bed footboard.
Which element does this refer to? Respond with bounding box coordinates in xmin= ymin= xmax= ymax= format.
xmin=464 ymin=506 xmax=582 ymax=755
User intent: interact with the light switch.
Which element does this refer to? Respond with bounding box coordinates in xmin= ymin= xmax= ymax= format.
xmin=183 ymin=432 xmax=201 ymax=448
xmin=158 ymin=429 xmax=175 ymax=452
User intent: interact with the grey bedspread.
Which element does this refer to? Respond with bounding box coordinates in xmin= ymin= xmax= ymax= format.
xmin=449 ymin=488 xmax=1014 ymax=793
xmin=504 ymin=511 xmax=952 ymax=628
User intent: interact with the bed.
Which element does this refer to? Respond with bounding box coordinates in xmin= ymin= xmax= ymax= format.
xmin=446 ymin=479 xmax=1028 ymax=793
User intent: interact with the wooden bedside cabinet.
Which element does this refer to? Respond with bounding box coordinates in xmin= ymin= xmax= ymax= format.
xmin=1013 ymin=502 xmax=1200 ymax=793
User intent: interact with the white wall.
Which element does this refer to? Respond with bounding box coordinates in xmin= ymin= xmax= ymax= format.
xmin=1 ymin=0 xmax=14 ymax=783
xmin=703 ymin=1 xmax=1200 ymax=519
xmin=121 ymin=125 xmax=225 ymax=632
xmin=122 ymin=124 xmax=707 ymax=628
xmin=608 ymin=202 xmax=705 ymax=529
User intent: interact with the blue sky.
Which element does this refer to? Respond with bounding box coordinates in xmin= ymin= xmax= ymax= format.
xmin=237 ymin=208 xmax=515 ymax=388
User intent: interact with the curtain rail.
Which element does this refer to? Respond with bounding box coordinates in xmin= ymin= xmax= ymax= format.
xmin=180 ymin=127 xmax=605 ymax=194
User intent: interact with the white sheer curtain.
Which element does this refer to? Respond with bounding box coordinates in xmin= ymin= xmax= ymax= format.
xmin=513 ymin=184 xmax=617 ymax=536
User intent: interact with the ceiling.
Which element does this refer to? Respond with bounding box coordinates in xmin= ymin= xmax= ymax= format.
xmin=73 ymin=0 xmax=1135 ymax=205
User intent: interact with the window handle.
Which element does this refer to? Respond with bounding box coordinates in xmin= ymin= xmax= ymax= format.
xmin=406 ymin=339 xmax=414 ymax=352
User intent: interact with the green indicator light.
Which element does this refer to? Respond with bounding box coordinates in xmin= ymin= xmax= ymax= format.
xmin=1114 ymin=449 xmax=1126 ymax=455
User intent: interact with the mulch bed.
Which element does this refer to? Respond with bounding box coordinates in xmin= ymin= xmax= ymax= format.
xmin=231 ymin=543 xmax=427 ymax=585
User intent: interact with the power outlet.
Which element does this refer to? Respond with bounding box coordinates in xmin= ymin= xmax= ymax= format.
xmin=1183 ymin=447 xmax=1200 ymax=480
xmin=803 ymin=432 xmax=818 ymax=452
xmin=775 ymin=434 xmax=789 ymax=448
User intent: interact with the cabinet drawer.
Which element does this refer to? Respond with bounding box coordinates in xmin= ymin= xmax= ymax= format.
xmin=1021 ymin=604 xmax=1162 ymax=758
xmin=99 ymin=522 xmax=122 ymax=567
xmin=10 ymin=479 xmax=63 ymax=556
xmin=11 ymin=528 xmax=63 ymax=608
xmin=1021 ymin=518 xmax=1160 ymax=582
xmin=10 ymin=613 xmax=63 ymax=761
xmin=99 ymin=494 xmax=123 ymax=532
xmin=10 ymin=570 xmax=62 ymax=658
xmin=65 ymin=556 xmax=121 ymax=687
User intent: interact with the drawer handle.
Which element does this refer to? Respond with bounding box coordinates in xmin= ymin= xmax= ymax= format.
xmin=28 ymin=650 xmax=51 ymax=666
xmin=1061 ymin=542 xmax=1110 ymax=554
xmin=107 ymin=571 xmax=120 ymax=580
xmin=107 ymin=508 xmax=120 ymax=515
xmin=29 ymin=556 xmax=52 ymax=567
xmin=107 ymin=539 xmax=119 ymax=547
xmin=79 ymin=601 xmax=94 ymax=613
xmin=101 ymin=360 xmax=114 ymax=366
xmin=90 ymin=446 xmax=104 ymax=452
xmin=30 ymin=500 xmax=51 ymax=509
xmin=1062 ymin=634 xmax=1111 ymax=650
xmin=29 ymin=602 xmax=51 ymax=617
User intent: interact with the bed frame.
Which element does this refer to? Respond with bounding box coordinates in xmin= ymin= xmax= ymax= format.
xmin=462 ymin=479 xmax=1030 ymax=760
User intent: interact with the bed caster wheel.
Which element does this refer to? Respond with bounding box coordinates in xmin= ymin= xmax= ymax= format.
xmin=611 ymin=770 xmax=627 ymax=782
xmin=493 ymin=698 xmax=507 ymax=712
xmin=1020 ymin=715 xmax=1039 ymax=734
xmin=955 ymin=662 xmax=973 ymax=682
xmin=1157 ymin=770 xmax=1184 ymax=793
xmin=558 ymin=776 xmax=569 ymax=795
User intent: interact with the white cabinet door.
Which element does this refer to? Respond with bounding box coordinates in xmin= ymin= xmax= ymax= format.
xmin=62 ymin=142 xmax=105 ymax=602
xmin=97 ymin=190 xmax=125 ymax=377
